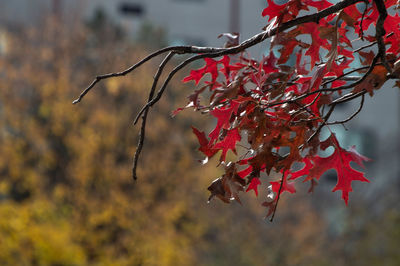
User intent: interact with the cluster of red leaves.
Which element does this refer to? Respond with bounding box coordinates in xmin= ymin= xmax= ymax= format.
xmin=177 ymin=0 xmax=399 ymax=217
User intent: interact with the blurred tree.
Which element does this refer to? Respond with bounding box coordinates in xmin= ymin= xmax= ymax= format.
xmin=136 ymin=21 xmax=168 ymax=49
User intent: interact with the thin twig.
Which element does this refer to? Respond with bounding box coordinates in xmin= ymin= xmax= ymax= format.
xmin=133 ymin=53 xmax=208 ymax=124
xmin=132 ymin=52 xmax=175 ymax=180
xmin=326 ymin=94 xmax=365 ymax=125
xmin=321 ymin=67 xmax=371 ymax=87
xmin=270 ymin=174 xmax=285 ymax=222
xmin=353 ymin=32 xmax=393 ymax=53
xmin=73 ymin=47 xmax=184 ymax=104
xmin=306 ymin=105 xmax=335 ymax=143
xmin=291 ymin=92 xmax=321 ymax=118
xmin=332 ymin=90 xmax=366 ymax=105
xmin=358 ymin=0 xmax=369 ymax=41
xmin=331 ymin=53 xmax=381 ymax=105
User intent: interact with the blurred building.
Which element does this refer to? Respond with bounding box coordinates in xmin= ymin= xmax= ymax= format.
xmin=0 ymin=0 xmax=267 ymax=50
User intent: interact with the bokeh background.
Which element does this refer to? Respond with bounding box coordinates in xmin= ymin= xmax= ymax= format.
xmin=0 ymin=0 xmax=399 ymax=265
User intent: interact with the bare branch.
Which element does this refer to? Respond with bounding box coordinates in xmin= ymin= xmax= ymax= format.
xmin=373 ymin=0 xmax=392 ymax=74
xmin=306 ymin=104 xmax=335 ymax=144
xmin=133 ymin=53 xmax=208 ymax=124
xmin=73 ymin=47 xmax=182 ymax=104
xmin=132 ymin=52 xmax=175 ymax=180
xmin=75 ymin=0 xmax=365 ymax=105
xmin=358 ymin=0 xmax=369 ymax=41
xmin=331 ymin=52 xmax=382 ymax=105
xmin=326 ymin=94 xmax=365 ymax=125
xmin=321 ymin=66 xmax=372 ymax=87
xmin=332 ymin=90 xmax=366 ymax=105
xmin=270 ymin=174 xmax=284 ymax=222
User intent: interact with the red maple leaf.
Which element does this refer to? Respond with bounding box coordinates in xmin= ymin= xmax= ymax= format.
xmin=308 ymin=134 xmax=370 ymax=204
xmin=208 ymin=101 xmax=240 ymax=144
xmin=306 ymin=0 xmax=333 ymax=11
xmin=192 ymin=126 xmax=218 ymax=158
xmin=270 ymin=170 xmax=296 ymax=195
xmin=385 ymin=14 xmax=400 ymax=54
xmin=289 ymin=157 xmax=314 ymax=181
xmin=213 ymin=128 xmax=241 ymax=162
xmin=246 ymin=177 xmax=261 ymax=196
xmin=237 ymin=165 xmax=253 ymax=179
xmin=299 ymin=22 xmax=330 ymax=68
xmin=182 ymin=58 xmax=222 ymax=85
xmin=262 ymin=0 xmax=285 ymax=22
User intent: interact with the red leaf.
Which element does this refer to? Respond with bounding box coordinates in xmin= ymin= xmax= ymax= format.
xmin=385 ymin=14 xmax=400 ymax=54
xmin=262 ymin=0 xmax=285 ymax=22
xmin=208 ymin=163 xmax=246 ymax=204
xmin=306 ymin=0 xmax=333 ymax=11
xmin=246 ymin=178 xmax=261 ymax=196
xmin=296 ymin=52 xmax=309 ymax=75
xmin=299 ymin=22 xmax=329 ymax=68
xmin=289 ymin=157 xmax=313 ymax=180
xmin=209 ymin=101 xmax=240 ymax=144
xmin=183 ymin=68 xmax=205 ymax=84
xmin=213 ymin=128 xmax=241 ymax=162
xmin=191 ymin=126 xmax=218 ymax=158
xmin=277 ymin=39 xmax=301 ymax=64
xmin=262 ymin=200 xmax=276 ymax=218
xmin=353 ymin=65 xmax=388 ymax=96
xmin=219 ymin=56 xmax=231 ymax=79
xmin=308 ymin=134 xmax=370 ymax=204
xmin=171 ymin=107 xmax=185 ymax=117
xmin=270 ymin=171 xmax=296 ymax=195
xmin=182 ymin=58 xmax=220 ymax=84
xmin=238 ymin=166 xmax=253 ymax=179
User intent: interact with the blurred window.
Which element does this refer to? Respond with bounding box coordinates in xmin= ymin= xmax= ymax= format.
xmin=172 ymin=0 xmax=206 ymax=2
xmin=119 ymin=3 xmax=145 ymax=16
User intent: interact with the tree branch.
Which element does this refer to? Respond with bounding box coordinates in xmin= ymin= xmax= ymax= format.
xmin=74 ymin=0 xmax=380 ymax=185
xmin=373 ymin=0 xmax=392 ymax=74
xmin=326 ymin=94 xmax=365 ymax=125
xmin=74 ymin=0 xmax=365 ymax=105
xmin=132 ymin=52 xmax=175 ymax=180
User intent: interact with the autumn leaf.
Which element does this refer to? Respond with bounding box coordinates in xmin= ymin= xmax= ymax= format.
xmin=213 ymin=128 xmax=241 ymax=162
xmin=246 ymin=177 xmax=261 ymax=196
xmin=192 ymin=126 xmax=218 ymax=158
xmin=262 ymin=0 xmax=285 ymax=22
xmin=208 ymin=101 xmax=240 ymax=144
xmin=183 ymin=57 xmax=228 ymax=85
xmin=289 ymin=157 xmax=314 ymax=181
xmin=353 ymin=65 xmax=388 ymax=96
xmin=208 ymin=163 xmax=245 ymax=204
xmin=307 ymin=134 xmax=370 ymax=204
xmin=270 ymin=170 xmax=296 ymax=196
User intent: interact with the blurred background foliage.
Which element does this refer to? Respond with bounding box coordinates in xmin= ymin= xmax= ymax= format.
xmin=0 ymin=15 xmax=398 ymax=266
